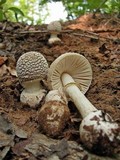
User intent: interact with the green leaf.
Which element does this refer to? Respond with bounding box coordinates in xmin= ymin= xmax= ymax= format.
xmin=0 ymin=0 xmax=7 ymax=6
xmin=0 ymin=9 xmax=4 ymax=21
xmin=7 ymin=7 xmax=24 ymax=17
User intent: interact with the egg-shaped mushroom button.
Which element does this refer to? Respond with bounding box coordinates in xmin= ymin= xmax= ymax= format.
xmin=38 ymin=89 xmax=70 ymax=137
xmin=16 ymin=51 xmax=48 ymax=108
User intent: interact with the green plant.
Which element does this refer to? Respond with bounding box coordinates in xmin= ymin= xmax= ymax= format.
xmin=0 ymin=0 xmax=24 ymax=22
xmin=0 ymin=0 xmax=119 ymax=24
xmin=105 ymin=0 xmax=120 ymax=14
xmin=39 ymin=0 xmax=120 ymax=19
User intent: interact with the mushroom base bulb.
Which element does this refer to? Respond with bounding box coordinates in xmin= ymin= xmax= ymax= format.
xmin=38 ymin=101 xmax=70 ymax=137
xmin=80 ymin=110 xmax=120 ymax=155
xmin=48 ymin=36 xmax=61 ymax=45
xmin=45 ymin=89 xmax=68 ymax=105
xmin=20 ymin=89 xmax=46 ymax=108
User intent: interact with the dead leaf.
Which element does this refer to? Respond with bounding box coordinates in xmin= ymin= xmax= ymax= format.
xmin=13 ymin=125 xmax=28 ymax=139
xmin=7 ymin=66 xmax=17 ymax=77
xmin=0 ymin=146 xmax=10 ymax=160
xmin=0 ymin=56 xmax=7 ymax=66
xmin=50 ymin=139 xmax=69 ymax=159
xmin=0 ymin=115 xmax=13 ymax=132
xmin=25 ymin=133 xmax=86 ymax=159
xmin=0 ymin=64 xmax=7 ymax=77
xmin=5 ymin=56 xmax=17 ymax=77
xmin=0 ymin=56 xmax=17 ymax=77
xmin=12 ymin=140 xmax=30 ymax=156
xmin=0 ymin=131 xmax=13 ymax=147
xmin=0 ymin=115 xmax=15 ymax=159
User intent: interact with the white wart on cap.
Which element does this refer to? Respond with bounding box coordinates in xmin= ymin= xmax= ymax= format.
xmin=47 ymin=21 xmax=62 ymax=45
xmin=16 ymin=51 xmax=48 ymax=108
xmin=16 ymin=51 xmax=48 ymax=84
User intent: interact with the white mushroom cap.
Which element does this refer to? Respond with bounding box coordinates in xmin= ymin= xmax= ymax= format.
xmin=80 ymin=110 xmax=120 ymax=155
xmin=48 ymin=52 xmax=92 ymax=94
xmin=16 ymin=51 xmax=48 ymax=86
xmin=47 ymin=21 xmax=62 ymax=34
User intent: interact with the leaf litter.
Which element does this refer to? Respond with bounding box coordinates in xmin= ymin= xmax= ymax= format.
xmin=0 ymin=14 xmax=120 ymax=159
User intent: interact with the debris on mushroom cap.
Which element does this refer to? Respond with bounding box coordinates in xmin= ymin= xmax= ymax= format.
xmin=16 ymin=51 xmax=48 ymax=84
xmin=80 ymin=110 xmax=120 ymax=155
xmin=47 ymin=21 xmax=62 ymax=33
xmin=38 ymin=90 xmax=70 ymax=137
xmin=45 ymin=89 xmax=68 ymax=105
xmin=48 ymin=52 xmax=92 ymax=95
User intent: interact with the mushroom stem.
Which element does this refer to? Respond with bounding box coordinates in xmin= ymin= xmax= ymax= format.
xmin=23 ymin=80 xmax=42 ymax=93
xmin=48 ymin=33 xmax=61 ymax=45
xmin=61 ymin=73 xmax=97 ymax=118
xmin=50 ymin=33 xmax=58 ymax=39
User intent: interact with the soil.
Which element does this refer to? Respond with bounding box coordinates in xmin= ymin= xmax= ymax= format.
xmin=0 ymin=13 xmax=120 ymax=160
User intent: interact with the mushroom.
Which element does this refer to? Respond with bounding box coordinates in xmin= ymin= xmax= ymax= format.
xmin=38 ymin=89 xmax=70 ymax=137
xmin=16 ymin=51 xmax=48 ymax=108
xmin=47 ymin=21 xmax=62 ymax=45
xmin=47 ymin=52 xmax=120 ymax=155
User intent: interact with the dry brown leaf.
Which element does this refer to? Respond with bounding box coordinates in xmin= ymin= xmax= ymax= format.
xmin=0 ymin=56 xmax=7 ymax=66
xmin=0 ymin=64 xmax=7 ymax=77
xmin=0 ymin=115 xmax=15 ymax=159
xmin=13 ymin=125 xmax=28 ymax=139
xmin=7 ymin=66 xmax=17 ymax=77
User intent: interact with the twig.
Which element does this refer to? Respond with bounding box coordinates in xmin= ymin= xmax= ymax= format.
xmin=93 ymin=29 xmax=120 ymax=33
xmin=72 ymin=33 xmax=99 ymax=40
xmin=16 ymin=29 xmax=118 ymax=41
xmin=84 ymin=30 xmax=99 ymax=36
xmin=19 ymin=30 xmax=48 ymax=34
xmin=72 ymin=32 xmax=115 ymax=41
xmin=0 ymin=27 xmax=114 ymax=42
xmin=105 ymin=17 xmax=120 ymax=26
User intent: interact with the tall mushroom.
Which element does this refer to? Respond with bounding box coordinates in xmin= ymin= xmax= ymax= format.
xmin=16 ymin=51 xmax=48 ymax=108
xmin=48 ymin=52 xmax=120 ymax=155
xmin=47 ymin=21 xmax=62 ymax=45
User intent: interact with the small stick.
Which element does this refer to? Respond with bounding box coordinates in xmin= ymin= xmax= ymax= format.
xmin=19 ymin=30 xmax=48 ymax=34
xmin=72 ymin=33 xmax=99 ymax=40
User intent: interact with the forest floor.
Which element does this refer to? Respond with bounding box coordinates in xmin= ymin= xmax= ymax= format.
xmin=0 ymin=13 xmax=120 ymax=160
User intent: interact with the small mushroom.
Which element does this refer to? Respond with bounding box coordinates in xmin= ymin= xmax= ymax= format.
xmin=16 ymin=51 xmax=48 ymax=108
xmin=48 ymin=52 xmax=120 ymax=155
xmin=47 ymin=21 xmax=62 ymax=45
xmin=38 ymin=89 xmax=70 ymax=137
